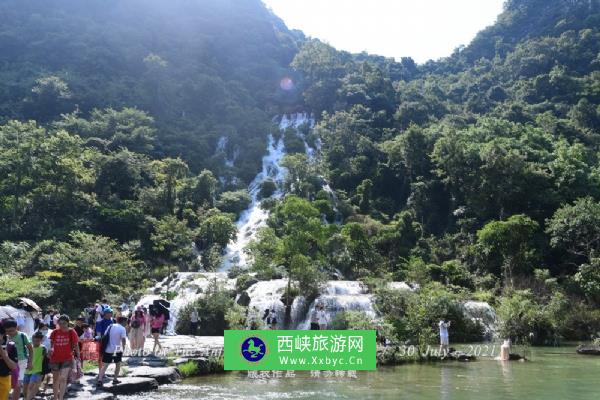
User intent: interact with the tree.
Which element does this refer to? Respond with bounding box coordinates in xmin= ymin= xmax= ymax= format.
xmin=356 ymin=179 xmax=373 ymax=214
xmin=477 ymin=215 xmax=539 ymax=287
xmin=149 ymin=215 xmax=194 ymax=265
xmin=37 ymin=232 xmax=145 ymax=311
xmin=216 ymin=190 xmax=251 ymax=216
xmin=250 ymin=196 xmax=328 ymax=303
xmin=546 ymin=197 xmax=600 ymax=263
xmin=23 ymin=76 xmax=72 ymax=122
xmin=196 ymin=209 xmax=236 ymax=250
xmin=55 ymin=108 xmax=157 ymax=153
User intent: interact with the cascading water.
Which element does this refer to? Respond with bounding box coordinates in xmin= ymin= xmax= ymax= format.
xmin=137 ymin=272 xmax=235 ymax=335
xmin=297 ymin=281 xmax=377 ymax=329
xmin=219 ymin=113 xmax=311 ymax=271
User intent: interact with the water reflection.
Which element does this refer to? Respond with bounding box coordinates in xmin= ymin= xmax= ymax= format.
xmin=440 ymin=365 xmax=451 ymax=400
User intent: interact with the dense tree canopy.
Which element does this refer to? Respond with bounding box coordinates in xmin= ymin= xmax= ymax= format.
xmin=1 ymin=0 xmax=600 ymax=340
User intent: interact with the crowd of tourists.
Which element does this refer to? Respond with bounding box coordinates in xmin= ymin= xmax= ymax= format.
xmin=0 ymin=300 xmax=169 ymax=400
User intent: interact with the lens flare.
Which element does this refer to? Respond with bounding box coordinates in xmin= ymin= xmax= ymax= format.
xmin=280 ymin=77 xmax=294 ymax=91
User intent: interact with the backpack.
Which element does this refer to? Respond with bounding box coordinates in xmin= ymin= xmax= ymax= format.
xmin=18 ymin=332 xmax=28 ymax=358
xmin=41 ymin=346 xmax=51 ymax=376
xmin=0 ymin=336 xmax=17 ymax=377
xmin=100 ymin=326 xmax=112 ymax=354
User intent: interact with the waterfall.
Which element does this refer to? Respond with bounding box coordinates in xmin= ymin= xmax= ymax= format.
xmin=219 ymin=113 xmax=311 ymax=271
xmin=137 ymin=272 xmax=235 ymax=335
xmin=216 ymin=136 xmax=236 ymax=168
xmin=245 ymin=279 xmax=288 ymax=328
xmin=297 ymin=281 xmax=377 ymax=329
xmin=244 ymin=280 xmax=414 ymax=330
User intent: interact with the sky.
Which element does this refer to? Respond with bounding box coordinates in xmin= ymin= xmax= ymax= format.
xmin=262 ymin=0 xmax=506 ymax=63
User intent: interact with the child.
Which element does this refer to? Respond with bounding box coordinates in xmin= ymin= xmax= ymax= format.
xmin=80 ymin=324 xmax=93 ymax=340
xmin=23 ymin=331 xmax=47 ymax=400
xmin=0 ymin=333 xmax=17 ymax=400
xmin=4 ymin=318 xmax=33 ymax=400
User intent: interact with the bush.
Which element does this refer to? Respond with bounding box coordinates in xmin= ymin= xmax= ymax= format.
xmin=259 ymin=179 xmax=277 ymax=199
xmin=283 ymin=129 xmax=306 ymax=154
xmin=176 ymin=280 xmax=236 ymax=335
xmin=216 ymin=190 xmax=251 ymax=216
xmin=178 ymin=361 xmax=199 ymax=378
xmin=225 ymin=303 xmax=248 ymax=330
xmin=234 ymin=273 xmax=258 ymax=293
xmin=374 ymin=282 xmax=484 ymax=351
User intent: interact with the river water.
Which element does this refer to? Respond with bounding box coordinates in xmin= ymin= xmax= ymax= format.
xmin=123 ymin=346 xmax=599 ymax=400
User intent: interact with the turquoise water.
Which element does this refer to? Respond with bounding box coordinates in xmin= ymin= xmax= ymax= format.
xmin=124 ymin=346 xmax=600 ymax=399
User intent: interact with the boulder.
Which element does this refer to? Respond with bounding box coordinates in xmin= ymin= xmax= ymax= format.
xmin=100 ymin=377 xmax=159 ymax=395
xmin=446 ymin=351 xmax=476 ymax=362
xmin=237 ymin=291 xmax=251 ymax=307
xmin=173 ymin=357 xmax=190 ymax=366
xmin=128 ymin=366 xmax=181 ymax=384
xmin=577 ymin=345 xmax=600 ymax=356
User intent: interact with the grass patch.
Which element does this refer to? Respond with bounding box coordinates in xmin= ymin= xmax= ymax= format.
xmin=177 ymin=361 xmax=199 ymax=378
xmin=82 ymin=360 xmax=99 ymax=373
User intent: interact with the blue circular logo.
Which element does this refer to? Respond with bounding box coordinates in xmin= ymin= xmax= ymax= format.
xmin=241 ymin=336 xmax=266 ymax=362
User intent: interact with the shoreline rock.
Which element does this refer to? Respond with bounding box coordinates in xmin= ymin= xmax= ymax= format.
xmin=577 ymin=345 xmax=600 ymax=355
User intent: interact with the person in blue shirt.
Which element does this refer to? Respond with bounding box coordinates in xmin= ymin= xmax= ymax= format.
xmin=94 ymin=309 xmax=114 ymax=340
xmin=94 ymin=308 xmax=114 ymax=371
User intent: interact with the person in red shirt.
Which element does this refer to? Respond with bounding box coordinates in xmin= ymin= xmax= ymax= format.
xmin=49 ymin=316 xmax=80 ymax=400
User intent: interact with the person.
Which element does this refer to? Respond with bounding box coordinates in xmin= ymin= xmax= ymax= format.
xmin=4 ymin=318 xmax=33 ymax=400
xmin=142 ymin=306 xmax=151 ymax=338
xmin=43 ymin=311 xmax=53 ymax=330
xmin=94 ymin=303 xmax=102 ymax=325
xmin=317 ymin=305 xmax=328 ymax=330
xmin=23 ymin=331 xmax=47 ymax=400
xmin=95 ymin=309 xmax=114 ymax=340
xmin=73 ymin=318 xmax=87 ymax=369
xmin=74 ymin=317 xmax=85 ymax=338
xmin=439 ymin=319 xmax=451 ymax=356
xmin=52 ymin=313 xmax=60 ymax=331
xmin=80 ymin=324 xmax=93 ymax=340
xmin=49 ymin=315 xmax=80 ymax=400
xmin=84 ymin=304 xmax=95 ymax=327
xmin=150 ymin=313 xmax=164 ymax=355
xmin=500 ymin=339 xmax=511 ymax=361
xmin=34 ymin=323 xmax=52 ymax=395
xmin=95 ymin=308 xmax=114 ymax=371
xmin=37 ymin=323 xmax=51 ymax=350
xmin=189 ymin=309 xmax=199 ymax=336
xmin=97 ymin=317 xmax=127 ymax=388
xmin=268 ymin=309 xmax=277 ymax=330
xmin=0 ymin=333 xmax=17 ymax=400
xmin=247 ymin=307 xmax=259 ymax=330
xmin=309 ymin=306 xmax=320 ymax=330
xmin=128 ymin=308 xmax=146 ymax=355
xmin=119 ymin=303 xmax=130 ymax=318
xmin=95 ymin=300 xmax=109 ymax=325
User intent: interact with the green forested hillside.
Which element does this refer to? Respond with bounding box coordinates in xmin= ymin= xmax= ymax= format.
xmin=0 ymin=0 xmax=301 ymax=176
xmin=0 ymin=0 xmax=301 ymax=309
xmin=252 ymin=0 xmax=600 ymax=342
xmin=1 ymin=0 xmax=600 ymax=342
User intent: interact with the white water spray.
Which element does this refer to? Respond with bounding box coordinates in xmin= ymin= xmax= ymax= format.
xmin=219 ymin=113 xmax=311 ymax=271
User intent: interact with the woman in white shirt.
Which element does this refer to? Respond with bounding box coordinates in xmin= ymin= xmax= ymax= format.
xmin=317 ymin=305 xmax=328 ymax=330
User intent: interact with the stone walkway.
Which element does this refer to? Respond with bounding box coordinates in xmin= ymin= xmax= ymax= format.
xmin=64 ymin=335 xmax=225 ymax=399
